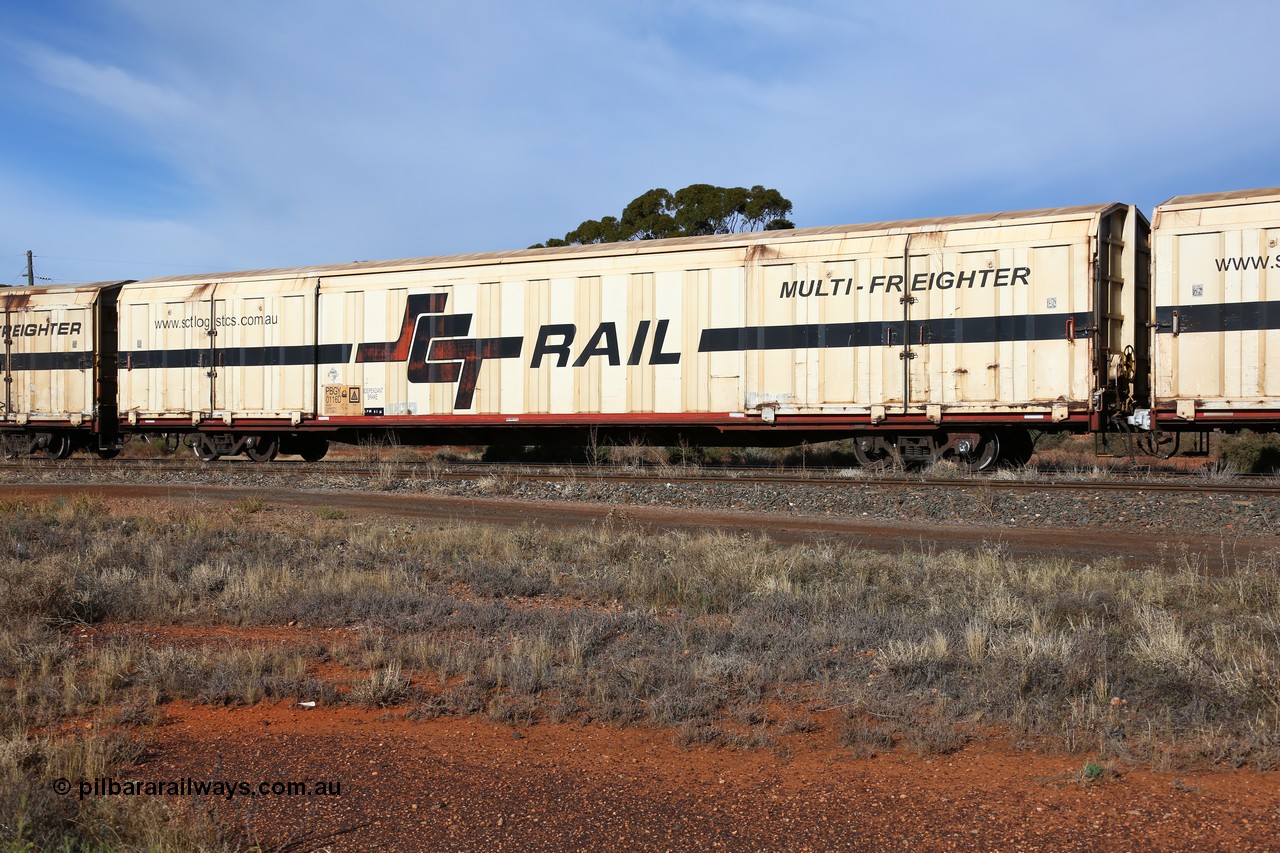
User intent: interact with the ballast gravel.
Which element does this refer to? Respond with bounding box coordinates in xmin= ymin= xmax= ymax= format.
xmin=4 ymin=462 xmax=1277 ymax=541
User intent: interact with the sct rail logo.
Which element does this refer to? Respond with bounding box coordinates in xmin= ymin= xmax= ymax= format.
xmin=355 ymin=293 xmax=521 ymax=410
xmin=356 ymin=293 xmax=684 ymax=410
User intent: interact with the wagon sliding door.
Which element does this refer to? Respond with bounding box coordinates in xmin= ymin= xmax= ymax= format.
xmin=208 ymin=278 xmax=319 ymax=421
xmin=906 ymin=236 xmax=1097 ymax=418
xmin=119 ymin=284 xmax=220 ymax=422
xmin=908 ymin=246 xmax=1009 ymax=408
xmin=120 ymin=278 xmax=319 ymax=425
xmin=1153 ymin=222 xmax=1280 ymax=416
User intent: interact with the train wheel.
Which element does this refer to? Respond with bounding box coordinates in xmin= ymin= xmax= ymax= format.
xmin=244 ymin=435 xmax=279 ymax=463
xmin=297 ymin=438 xmax=329 ymax=462
xmin=42 ymin=434 xmax=73 ymax=460
xmin=952 ymin=431 xmax=1001 ymax=472
xmin=852 ymin=435 xmax=897 ymax=470
xmin=192 ymin=436 xmax=220 ymax=462
xmin=96 ymin=447 xmax=121 ymax=460
xmin=998 ymin=429 xmax=1035 ymax=468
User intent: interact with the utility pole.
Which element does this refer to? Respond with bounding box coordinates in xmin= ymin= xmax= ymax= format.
xmin=26 ymin=251 xmax=33 ymax=287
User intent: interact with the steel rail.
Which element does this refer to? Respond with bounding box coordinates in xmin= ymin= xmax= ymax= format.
xmin=0 ymin=457 xmax=1277 ymax=497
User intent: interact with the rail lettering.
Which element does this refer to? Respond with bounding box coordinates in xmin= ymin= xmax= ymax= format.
xmin=356 ymin=294 xmax=681 ymax=410
xmin=530 ymin=319 xmax=680 ymax=368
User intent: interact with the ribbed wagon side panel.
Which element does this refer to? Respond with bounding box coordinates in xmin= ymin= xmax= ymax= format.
xmin=726 ymin=208 xmax=1128 ymax=424
xmin=908 ymin=226 xmax=1095 ymax=413
xmin=1151 ymin=188 xmax=1280 ymax=424
xmin=316 ymin=248 xmax=749 ymax=421
xmin=121 ymin=283 xmax=217 ymax=418
xmin=104 ymin=202 xmax=1146 ymax=443
xmin=211 ymin=277 xmax=317 ymax=419
xmin=0 ymin=286 xmax=101 ymax=425
xmin=117 ymin=276 xmax=318 ymax=424
xmin=293 ymin=206 xmax=1136 ymax=431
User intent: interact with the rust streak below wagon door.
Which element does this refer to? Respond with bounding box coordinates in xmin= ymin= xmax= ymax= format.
xmin=1 ymin=302 xmax=12 ymax=418
xmin=207 ymin=289 xmax=225 ymax=419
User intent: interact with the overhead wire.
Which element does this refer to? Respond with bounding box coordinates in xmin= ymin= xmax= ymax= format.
xmin=30 ymin=254 xmax=212 ymax=270
xmin=5 ymin=252 xmax=208 ymax=287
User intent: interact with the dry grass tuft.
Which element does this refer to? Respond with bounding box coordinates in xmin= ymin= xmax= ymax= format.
xmin=2 ymin=495 xmax=1279 ymax=847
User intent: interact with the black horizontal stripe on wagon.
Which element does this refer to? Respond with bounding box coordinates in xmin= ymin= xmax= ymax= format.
xmin=119 ymin=344 xmax=354 ymax=370
xmin=697 ymin=311 xmax=1093 ymax=353
xmin=1153 ymin=300 xmax=1280 ymax=334
xmin=0 ymin=351 xmax=94 ymax=372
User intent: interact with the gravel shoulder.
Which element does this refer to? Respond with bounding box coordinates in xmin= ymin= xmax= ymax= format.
xmin=4 ymin=464 xmax=1276 ymax=571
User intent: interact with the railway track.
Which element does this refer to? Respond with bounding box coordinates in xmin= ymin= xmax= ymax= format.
xmin=0 ymin=455 xmax=1274 ymax=574
xmin=0 ymin=455 xmax=1277 ymax=498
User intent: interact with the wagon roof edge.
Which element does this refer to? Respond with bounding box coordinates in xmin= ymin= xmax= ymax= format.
xmin=122 ymin=203 xmax=1129 ymax=286
xmin=0 ymin=280 xmax=130 ymax=295
xmin=1156 ymin=186 xmax=1280 ymax=211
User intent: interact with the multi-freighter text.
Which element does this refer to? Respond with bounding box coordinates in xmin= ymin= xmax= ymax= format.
xmin=779 ymin=266 xmax=1031 ymax=298
xmin=1 ymin=321 xmax=82 ymax=337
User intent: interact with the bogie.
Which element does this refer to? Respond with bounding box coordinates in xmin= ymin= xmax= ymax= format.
xmin=244 ymin=435 xmax=279 ymax=463
xmin=41 ymin=433 xmax=73 ymax=460
xmin=0 ymin=432 xmax=74 ymax=461
xmin=191 ymin=435 xmax=221 ymax=462
xmin=851 ymin=430 xmax=1022 ymax=472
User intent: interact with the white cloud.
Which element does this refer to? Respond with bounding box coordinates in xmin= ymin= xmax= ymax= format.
xmin=22 ymin=45 xmax=193 ymax=124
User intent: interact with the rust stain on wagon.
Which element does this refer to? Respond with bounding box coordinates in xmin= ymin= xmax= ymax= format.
xmin=745 ymin=243 xmax=780 ymax=263
xmin=0 ymin=292 xmax=33 ymax=313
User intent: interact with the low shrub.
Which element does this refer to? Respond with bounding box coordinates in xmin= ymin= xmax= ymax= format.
xmin=1218 ymin=430 xmax=1280 ymax=473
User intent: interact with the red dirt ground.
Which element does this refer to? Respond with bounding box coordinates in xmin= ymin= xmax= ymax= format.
xmin=136 ymin=698 xmax=1277 ymax=852
xmin=69 ymin=617 xmax=1278 ymax=852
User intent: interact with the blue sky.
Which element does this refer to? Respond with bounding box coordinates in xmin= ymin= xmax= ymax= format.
xmin=1 ymin=0 xmax=1277 ymax=285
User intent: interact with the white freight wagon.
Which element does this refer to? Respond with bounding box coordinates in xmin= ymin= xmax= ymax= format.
xmin=0 ymin=283 xmax=121 ymax=458
xmin=117 ymin=274 xmax=322 ymax=459
xmin=113 ymin=203 xmax=1147 ymax=468
xmin=1143 ymin=187 xmax=1280 ymax=433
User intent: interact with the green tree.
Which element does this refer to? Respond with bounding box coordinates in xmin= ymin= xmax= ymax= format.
xmin=531 ymin=184 xmax=794 ymax=247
